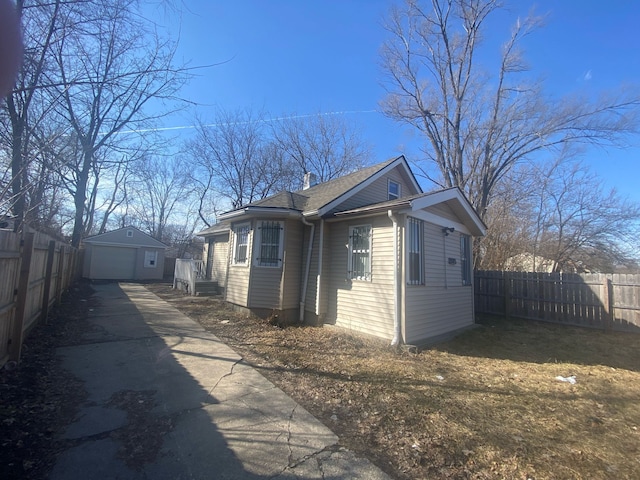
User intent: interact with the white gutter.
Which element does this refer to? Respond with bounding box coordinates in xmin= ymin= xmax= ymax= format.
xmin=218 ymin=207 xmax=302 ymax=221
xmin=299 ymin=217 xmax=315 ymax=323
xmin=388 ymin=210 xmax=401 ymax=346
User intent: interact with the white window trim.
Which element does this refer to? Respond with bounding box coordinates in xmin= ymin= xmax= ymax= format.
xmin=254 ymin=220 xmax=284 ymax=268
xmin=143 ymin=250 xmax=158 ymax=268
xmin=406 ymin=217 xmax=424 ymax=285
xmin=232 ymin=223 xmax=251 ymax=266
xmin=348 ymin=224 xmax=372 ymax=281
xmin=388 ymin=179 xmax=400 ymax=200
xmin=461 ymin=234 xmax=472 ymax=286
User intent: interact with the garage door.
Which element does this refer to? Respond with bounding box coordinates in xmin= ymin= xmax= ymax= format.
xmin=91 ymin=246 xmax=136 ymax=279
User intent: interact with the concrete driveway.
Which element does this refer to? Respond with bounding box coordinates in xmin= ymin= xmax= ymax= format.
xmin=50 ymin=282 xmax=390 ymax=479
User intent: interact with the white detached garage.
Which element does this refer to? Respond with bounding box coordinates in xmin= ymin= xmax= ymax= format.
xmin=82 ymin=227 xmax=167 ymax=280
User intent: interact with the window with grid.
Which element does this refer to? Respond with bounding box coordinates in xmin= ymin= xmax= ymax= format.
xmin=232 ymin=224 xmax=250 ymax=265
xmin=407 ymin=217 xmax=424 ymax=285
xmin=256 ymin=221 xmax=283 ymax=267
xmin=348 ymin=225 xmax=371 ymax=281
xmin=460 ymin=234 xmax=472 ymax=285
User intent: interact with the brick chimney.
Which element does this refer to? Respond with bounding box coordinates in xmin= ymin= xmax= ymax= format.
xmin=303 ymin=172 xmax=317 ymax=190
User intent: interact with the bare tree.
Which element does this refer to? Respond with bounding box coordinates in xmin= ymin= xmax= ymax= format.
xmin=380 ymin=0 xmax=640 ymax=220
xmin=127 ymin=155 xmax=194 ymax=242
xmin=189 ymin=109 xmax=291 ymax=217
xmin=48 ymin=0 xmax=185 ymax=246
xmin=271 ymin=113 xmax=370 ymax=186
xmin=3 ymin=0 xmax=62 ymax=231
xmin=481 ymin=158 xmax=640 ymax=272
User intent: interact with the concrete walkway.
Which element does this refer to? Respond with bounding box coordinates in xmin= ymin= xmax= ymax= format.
xmin=51 ymin=283 xmax=390 ymax=480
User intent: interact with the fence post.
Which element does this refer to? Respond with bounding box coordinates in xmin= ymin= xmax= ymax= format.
xmin=41 ymin=240 xmax=56 ymax=323
xmin=9 ymin=232 xmax=35 ymax=362
xmin=504 ymin=272 xmax=511 ymax=320
xmin=602 ymin=278 xmax=614 ymax=332
xmin=56 ymin=246 xmax=66 ymax=304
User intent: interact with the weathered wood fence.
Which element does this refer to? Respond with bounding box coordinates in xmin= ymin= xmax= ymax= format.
xmin=0 ymin=229 xmax=79 ymax=367
xmin=474 ymin=271 xmax=640 ymax=332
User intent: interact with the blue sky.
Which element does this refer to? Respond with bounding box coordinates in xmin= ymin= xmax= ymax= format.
xmin=146 ymin=0 xmax=640 ymax=203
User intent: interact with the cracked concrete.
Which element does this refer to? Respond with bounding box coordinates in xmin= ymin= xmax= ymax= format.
xmin=50 ymin=283 xmax=389 ymax=480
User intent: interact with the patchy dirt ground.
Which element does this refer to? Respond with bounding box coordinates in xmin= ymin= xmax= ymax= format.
xmin=146 ymin=283 xmax=640 ymax=480
xmin=0 ymin=281 xmax=94 ymax=480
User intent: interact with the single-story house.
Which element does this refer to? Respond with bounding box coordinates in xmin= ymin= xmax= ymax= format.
xmin=82 ymin=226 xmax=167 ymax=280
xmin=197 ymin=156 xmax=486 ymax=346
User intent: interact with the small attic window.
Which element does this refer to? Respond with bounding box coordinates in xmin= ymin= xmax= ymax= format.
xmin=127 ymin=230 xmax=133 ymax=237
xmin=388 ymin=180 xmax=400 ymax=200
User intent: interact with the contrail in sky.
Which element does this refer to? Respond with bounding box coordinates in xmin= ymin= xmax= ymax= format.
xmin=107 ymin=110 xmax=379 ymax=136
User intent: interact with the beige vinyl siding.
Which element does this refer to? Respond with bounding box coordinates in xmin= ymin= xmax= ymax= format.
xmin=327 ymin=215 xmax=396 ymax=340
xmin=249 ymin=220 xmax=302 ymax=310
xmin=243 ymin=219 xmax=303 ymax=310
xmin=423 ymin=221 xmax=465 ymax=287
xmin=133 ymin=248 xmax=165 ymax=280
xmin=248 ymin=265 xmax=282 ymax=309
xmin=225 ymin=223 xmax=252 ymax=306
xmin=302 ymin=221 xmax=321 ymax=312
xmin=328 ymin=166 xmax=420 ymax=215
xmin=318 ymin=221 xmax=330 ymax=318
xmin=404 ymin=223 xmax=474 ymax=344
xmin=427 ymin=202 xmax=459 ymax=223
xmin=280 ymin=219 xmax=303 ymax=310
xmin=405 ymin=286 xmax=474 ymax=344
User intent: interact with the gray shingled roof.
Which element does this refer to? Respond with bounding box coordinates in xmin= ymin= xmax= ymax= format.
xmin=238 ymin=157 xmax=398 ymax=214
xmin=196 ymin=222 xmax=230 ymax=236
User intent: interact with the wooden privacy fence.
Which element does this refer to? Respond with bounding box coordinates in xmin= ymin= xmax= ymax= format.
xmin=0 ymin=229 xmax=79 ymax=367
xmin=474 ymin=271 xmax=640 ymax=332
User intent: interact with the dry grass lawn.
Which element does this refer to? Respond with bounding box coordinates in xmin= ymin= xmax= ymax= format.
xmin=146 ymin=283 xmax=640 ymax=480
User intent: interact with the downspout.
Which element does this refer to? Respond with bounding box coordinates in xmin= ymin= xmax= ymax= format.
xmin=388 ymin=210 xmax=401 ymax=346
xmin=315 ymin=219 xmax=325 ymax=318
xmin=299 ymin=217 xmax=315 ymax=323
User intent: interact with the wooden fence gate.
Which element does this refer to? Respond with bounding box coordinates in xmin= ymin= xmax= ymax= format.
xmin=474 ymin=271 xmax=640 ymax=332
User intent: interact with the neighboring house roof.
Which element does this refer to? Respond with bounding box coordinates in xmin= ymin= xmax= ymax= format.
xmin=217 ymin=156 xmax=420 ymax=221
xmin=83 ymin=226 xmax=167 ymax=248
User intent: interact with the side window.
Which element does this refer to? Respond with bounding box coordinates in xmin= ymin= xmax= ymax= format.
xmin=232 ymin=223 xmax=250 ymax=265
xmin=144 ymin=250 xmax=157 ymax=268
xmin=407 ymin=217 xmax=424 ymax=285
xmin=388 ymin=180 xmax=400 ymax=200
xmin=256 ymin=221 xmax=284 ymax=267
xmin=348 ymin=225 xmax=372 ymax=281
xmin=461 ymin=234 xmax=472 ymax=286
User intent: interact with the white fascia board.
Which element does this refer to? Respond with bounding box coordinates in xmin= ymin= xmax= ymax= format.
xmin=409 ymin=189 xmax=486 ymax=236
xmin=399 ymin=156 xmax=422 ymax=194
xmin=316 ymin=156 xmax=407 ymax=217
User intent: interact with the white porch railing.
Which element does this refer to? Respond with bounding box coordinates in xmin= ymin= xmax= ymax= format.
xmin=173 ymin=259 xmax=206 ymax=295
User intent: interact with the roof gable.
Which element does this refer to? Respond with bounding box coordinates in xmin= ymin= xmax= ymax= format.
xmin=408 ymin=188 xmax=487 ymax=236
xmin=83 ymin=226 xmax=167 ymax=248
xmin=217 ymin=156 xmax=420 ymax=221
xmin=333 ymin=187 xmax=486 ymax=236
